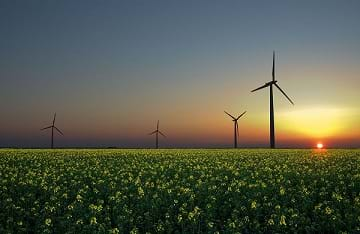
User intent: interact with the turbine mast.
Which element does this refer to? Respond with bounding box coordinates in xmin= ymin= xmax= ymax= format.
xmin=270 ymin=84 xmax=275 ymax=148
xmin=51 ymin=126 xmax=54 ymax=149
xmin=156 ymin=131 xmax=159 ymax=149
xmin=234 ymin=121 xmax=237 ymax=148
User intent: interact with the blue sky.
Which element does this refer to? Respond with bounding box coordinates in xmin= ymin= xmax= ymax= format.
xmin=1 ymin=0 xmax=359 ymax=148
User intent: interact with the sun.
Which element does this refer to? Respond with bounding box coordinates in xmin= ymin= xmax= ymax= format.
xmin=316 ymin=143 xmax=324 ymax=149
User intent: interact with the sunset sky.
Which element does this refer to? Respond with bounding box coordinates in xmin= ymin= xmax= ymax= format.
xmin=1 ymin=1 xmax=359 ymax=148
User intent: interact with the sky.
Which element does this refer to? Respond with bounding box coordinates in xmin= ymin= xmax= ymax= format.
xmin=1 ymin=0 xmax=359 ymax=148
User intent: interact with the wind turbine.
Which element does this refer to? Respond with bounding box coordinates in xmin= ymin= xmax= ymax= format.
xmin=148 ymin=120 xmax=166 ymax=149
xmin=40 ymin=113 xmax=64 ymax=149
xmin=224 ymin=111 xmax=246 ymax=148
xmin=251 ymin=51 xmax=294 ymax=149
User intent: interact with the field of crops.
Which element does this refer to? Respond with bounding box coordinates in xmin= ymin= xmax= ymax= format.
xmin=0 ymin=149 xmax=359 ymax=233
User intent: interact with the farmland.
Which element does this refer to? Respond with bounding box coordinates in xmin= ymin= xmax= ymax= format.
xmin=0 ymin=149 xmax=359 ymax=233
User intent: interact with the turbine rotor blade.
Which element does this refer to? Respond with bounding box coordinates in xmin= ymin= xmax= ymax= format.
xmin=236 ymin=111 xmax=247 ymax=120
xmin=40 ymin=126 xmax=52 ymax=130
xmin=157 ymin=120 xmax=159 ymax=131
xmin=224 ymin=111 xmax=236 ymax=120
xmin=272 ymin=51 xmax=275 ymax=81
xmin=53 ymin=113 xmax=56 ymax=125
xmin=251 ymin=83 xmax=271 ymax=92
xmin=274 ymin=83 xmax=294 ymax=105
xmin=54 ymin=126 xmax=64 ymax=135
xmin=148 ymin=130 xmax=157 ymax=135
xmin=158 ymin=131 xmax=166 ymax=138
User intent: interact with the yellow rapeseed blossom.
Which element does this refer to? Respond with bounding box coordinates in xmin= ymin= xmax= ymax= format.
xmin=90 ymin=217 xmax=97 ymax=225
xmin=45 ymin=218 xmax=51 ymax=226
xmin=280 ymin=187 xmax=285 ymax=195
xmin=267 ymin=218 xmax=275 ymax=225
xmin=109 ymin=228 xmax=119 ymax=234
xmin=325 ymin=206 xmax=333 ymax=215
xmin=1 ymin=149 xmax=359 ymax=233
xmin=280 ymin=215 xmax=286 ymax=226
xmin=251 ymin=200 xmax=257 ymax=209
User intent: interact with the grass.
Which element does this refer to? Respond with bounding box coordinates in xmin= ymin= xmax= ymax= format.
xmin=0 ymin=149 xmax=359 ymax=233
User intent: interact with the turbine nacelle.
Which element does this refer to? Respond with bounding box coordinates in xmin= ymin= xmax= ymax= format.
xmin=268 ymin=80 xmax=278 ymax=85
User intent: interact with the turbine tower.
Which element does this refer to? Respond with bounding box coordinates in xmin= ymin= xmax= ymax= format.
xmin=251 ymin=51 xmax=294 ymax=148
xmin=224 ymin=111 xmax=246 ymax=148
xmin=148 ymin=120 xmax=166 ymax=149
xmin=41 ymin=113 xmax=64 ymax=149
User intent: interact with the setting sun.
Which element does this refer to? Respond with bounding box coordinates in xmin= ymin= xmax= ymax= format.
xmin=317 ymin=143 xmax=324 ymax=149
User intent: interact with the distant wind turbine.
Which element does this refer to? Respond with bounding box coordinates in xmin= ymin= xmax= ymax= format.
xmin=224 ymin=111 xmax=246 ymax=148
xmin=148 ymin=120 xmax=166 ymax=149
xmin=40 ymin=113 xmax=64 ymax=149
xmin=251 ymin=51 xmax=294 ymax=148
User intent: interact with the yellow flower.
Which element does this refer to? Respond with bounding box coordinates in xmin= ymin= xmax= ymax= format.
xmin=138 ymin=187 xmax=144 ymax=197
xmin=280 ymin=215 xmax=286 ymax=226
xmin=229 ymin=222 xmax=236 ymax=228
xmin=267 ymin=218 xmax=274 ymax=225
xmin=280 ymin=187 xmax=285 ymax=195
xmin=90 ymin=217 xmax=97 ymax=225
xmin=177 ymin=214 xmax=183 ymax=223
xmin=325 ymin=206 xmax=332 ymax=215
xmin=130 ymin=227 xmax=139 ymax=234
xmin=45 ymin=218 xmax=52 ymax=226
xmin=76 ymin=219 xmax=83 ymax=225
xmin=76 ymin=194 xmax=82 ymax=202
xmin=251 ymin=200 xmax=257 ymax=209
xmin=156 ymin=223 xmax=164 ymax=232
xmin=110 ymin=228 xmax=119 ymax=234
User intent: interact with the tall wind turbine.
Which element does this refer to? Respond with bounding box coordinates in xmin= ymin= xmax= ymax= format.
xmin=41 ymin=113 xmax=64 ymax=149
xmin=251 ymin=51 xmax=294 ymax=148
xmin=224 ymin=111 xmax=246 ymax=148
xmin=148 ymin=120 xmax=166 ymax=149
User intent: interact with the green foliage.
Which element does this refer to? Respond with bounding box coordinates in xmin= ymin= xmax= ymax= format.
xmin=0 ymin=149 xmax=359 ymax=233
